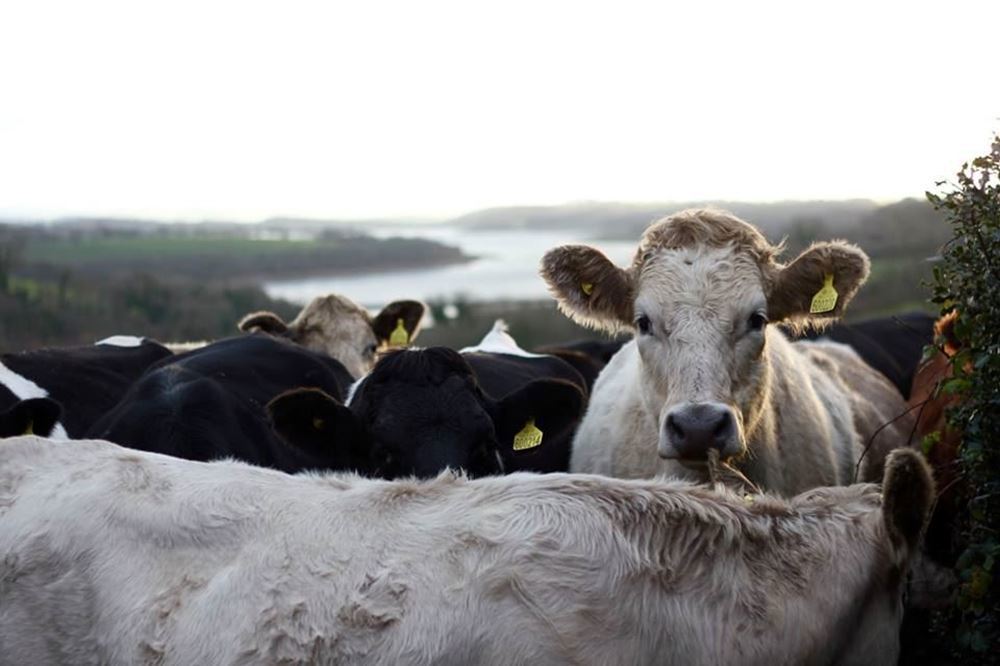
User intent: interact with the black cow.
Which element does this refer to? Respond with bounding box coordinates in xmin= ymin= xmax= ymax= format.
xmin=0 ymin=336 xmax=173 ymax=437
xmin=0 ymin=397 xmax=61 ymax=438
xmin=86 ymin=335 xmax=366 ymax=474
xmin=537 ymin=338 xmax=628 ymax=366
xmin=535 ymin=338 xmax=628 ymax=391
xmin=270 ymin=345 xmax=587 ymax=479
xmin=796 ymin=311 xmax=935 ymax=399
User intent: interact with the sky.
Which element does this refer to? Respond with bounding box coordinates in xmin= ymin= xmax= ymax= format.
xmin=1 ymin=0 xmax=998 ymax=222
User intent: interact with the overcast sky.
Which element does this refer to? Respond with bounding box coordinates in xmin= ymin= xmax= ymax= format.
xmin=1 ymin=0 xmax=998 ymax=222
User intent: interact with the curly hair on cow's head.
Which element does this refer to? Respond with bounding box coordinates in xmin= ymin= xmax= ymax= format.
xmin=632 ymin=208 xmax=785 ymax=270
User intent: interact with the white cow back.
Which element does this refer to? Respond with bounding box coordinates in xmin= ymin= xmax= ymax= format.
xmin=0 ymin=436 xmax=912 ymax=666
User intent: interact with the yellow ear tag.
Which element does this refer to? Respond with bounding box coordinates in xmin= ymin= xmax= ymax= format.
xmin=513 ymin=418 xmax=544 ymax=451
xmin=389 ymin=318 xmax=410 ymax=346
xmin=809 ymin=273 xmax=838 ymax=314
xmin=312 ymin=417 xmax=325 ymax=431
xmin=581 ymin=282 xmax=594 ymax=296
xmin=23 ymin=420 xmax=34 ymax=436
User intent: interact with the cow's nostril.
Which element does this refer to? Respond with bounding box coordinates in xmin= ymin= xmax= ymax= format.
xmin=713 ymin=415 xmax=731 ymax=439
xmin=667 ymin=414 xmax=684 ymax=442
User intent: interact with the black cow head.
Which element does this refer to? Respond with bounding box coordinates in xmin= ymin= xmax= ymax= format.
xmin=268 ymin=348 xmax=584 ymax=479
xmin=0 ymin=398 xmax=62 ymax=438
xmin=266 ymin=388 xmax=371 ymax=474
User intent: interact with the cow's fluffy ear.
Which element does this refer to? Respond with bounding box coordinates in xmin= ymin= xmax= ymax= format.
xmin=238 ymin=311 xmax=289 ymax=335
xmin=0 ymin=397 xmax=62 ymax=438
xmin=372 ymin=300 xmax=426 ymax=346
xmin=540 ymin=245 xmax=634 ymax=332
xmin=881 ymin=448 xmax=934 ymax=564
xmin=267 ymin=388 xmax=364 ymax=465
xmin=494 ymin=379 xmax=586 ymax=456
xmin=768 ymin=241 xmax=870 ymax=331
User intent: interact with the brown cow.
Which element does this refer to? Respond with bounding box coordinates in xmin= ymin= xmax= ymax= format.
xmin=908 ymin=311 xmax=963 ymax=567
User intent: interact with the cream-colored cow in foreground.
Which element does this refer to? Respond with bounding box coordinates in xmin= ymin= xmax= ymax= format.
xmin=0 ymin=436 xmax=931 ymax=665
xmin=541 ymin=209 xmax=911 ymax=494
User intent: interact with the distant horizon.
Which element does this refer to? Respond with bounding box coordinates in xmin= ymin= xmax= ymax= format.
xmin=0 ymin=194 xmax=923 ymax=226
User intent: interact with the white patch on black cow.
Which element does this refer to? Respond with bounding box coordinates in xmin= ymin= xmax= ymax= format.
xmin=95 ymin=335 xmax=145 ymax=348
xmin=459 ymin=320 xmax=547 ymax=358
xmin=0 ymin=361 xmax=69 ymax=439
xmin=345 ymin=374 xmax=369 ymax=406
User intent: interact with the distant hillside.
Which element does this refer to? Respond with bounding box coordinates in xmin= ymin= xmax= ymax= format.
xmin=449 ymin=199 xmax=880 ymax=238
xmin=782 ymin=198 xmax=948 ymax=259
xmin=8 ymin=224 xmax=471 ymax=283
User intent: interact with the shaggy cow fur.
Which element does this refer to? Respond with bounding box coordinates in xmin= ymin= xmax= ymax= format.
xmin=0 ymin=437 xmax=932 ymax=665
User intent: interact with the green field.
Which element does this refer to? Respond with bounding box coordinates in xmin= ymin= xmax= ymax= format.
xmin=18 ymin=232 xmax=470 ymax=282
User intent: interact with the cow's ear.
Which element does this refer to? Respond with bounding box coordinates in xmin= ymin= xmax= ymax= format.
xmin=372 ymin=300 xmax=426 ymax=347
xmin=238 ymin=311 xmax=289 ymax=335
xmin=881 ymin=449 xmax=934 ymax=565
xmin=494 ymin=379 xmax=586 ymax=455
xmin=768 ymin=241 xmax=870 ymax=331
xmin=1 ymin=398 xmax=62 ymax=438
xmin=540 ymin=245 xmax=634 ymax=333
xmin=267 ymin=388 xmax=364 ymax=462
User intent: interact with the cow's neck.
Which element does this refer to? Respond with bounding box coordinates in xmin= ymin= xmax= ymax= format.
xmin=734 ymin=331 xmax=779 ymax=490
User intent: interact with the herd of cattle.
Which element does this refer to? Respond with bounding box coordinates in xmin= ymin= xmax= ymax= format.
xmin=0 ymin=209 xmax=962 ymax=664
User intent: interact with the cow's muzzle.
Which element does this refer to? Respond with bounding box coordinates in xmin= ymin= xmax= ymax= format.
xmin=659 ymin=402 xmax=743 ymax=461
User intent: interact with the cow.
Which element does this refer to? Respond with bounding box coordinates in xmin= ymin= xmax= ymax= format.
xmin=0 ymin=436 xmax=934 ymax=665
xmin=534 ymin=338 xmax=628 ymax=392
xmin=86 ymin=334 xmax=367 ymax=474
xmin=0 ymin=397 xmax=61 ymax=438
xmin=238 ymin=293 xmax=426 ymax=378
xmin=0 ymin=335 xmax=172 ymax=438
xmin=540 ymin=208 xmax=912 ymax=495
xmin=270 ymin=321 xmax=587 ymax=478
xmin=907 ymin=311 xmax=963 ymax=567
xmin=797 ymin=311 xmax=936 ymax=399
xmin=537 ymin=337 xmax=628 ymax=366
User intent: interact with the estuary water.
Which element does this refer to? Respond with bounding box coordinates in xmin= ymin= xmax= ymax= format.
xmin=263 ymin=225 xmax=636 ymax=308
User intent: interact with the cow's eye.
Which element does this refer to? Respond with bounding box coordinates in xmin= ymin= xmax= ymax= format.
xmin=748 ymin=312 xmax=768 ymax=332
xmin=636 ymin=314 xmax=652 ymax=335
xmin=364 ymin=343 xmax=377 ymax=357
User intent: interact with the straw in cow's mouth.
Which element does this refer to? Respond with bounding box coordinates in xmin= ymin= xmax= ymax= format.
xmin=706 ymin=448 xmax=762 ymax=497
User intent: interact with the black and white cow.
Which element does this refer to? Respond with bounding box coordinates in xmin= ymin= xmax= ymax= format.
xmin=86 ymin=334 xmax=367 ymax=474
xmin=0 ymin=397 xmax=61 ymax=438
xmin=0 ymin=335 xmax=172 ymax=438
xmin=270 ymin=322 xmax=587 ymax=478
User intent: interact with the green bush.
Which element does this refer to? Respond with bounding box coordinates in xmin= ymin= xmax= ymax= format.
xmin=927 ymin=135 xmax=1000 ymax=660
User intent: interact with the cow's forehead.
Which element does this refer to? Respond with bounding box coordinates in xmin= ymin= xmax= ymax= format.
xmin=301 ymin=300 xmax=370 ymax=328
xmin=635 ymin=244 xmax=766 ymax=315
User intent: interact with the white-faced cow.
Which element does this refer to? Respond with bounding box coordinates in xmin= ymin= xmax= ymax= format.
xmin=0 ymin=335 xmax=172 ymax=438
xmin=0 ymin=437 xmax=934 ymax=665
xmin=85 ymin=335 xmax=367 ymax=474
xmin=541 ymin=208 xmax=912 ymax=494
xmin=270 ymin=322 xmax=587 ymax=478
xmin=238 ymin=293 xmax=426 ymax=378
